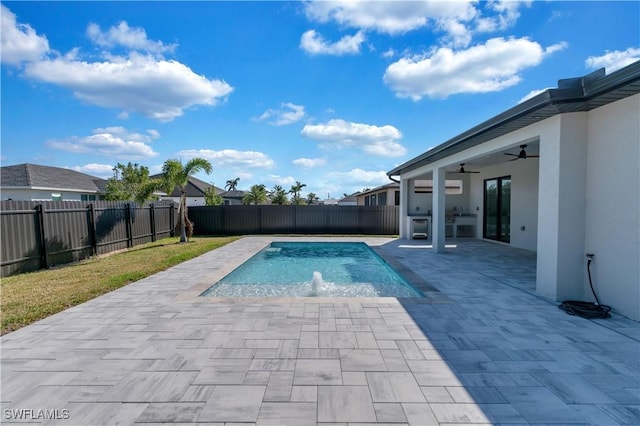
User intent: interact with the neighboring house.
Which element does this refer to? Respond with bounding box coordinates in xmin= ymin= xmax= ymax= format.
xmin=321 ymin=198 xmax=339 ymax=206
xmin=387 ymin=62 xmax=640 ymax=321
xmin=152 ymin=174 xmax=223 ymax=207
xmin=337 ymin=192 xmax=359 ymax=206
xmin=0 ymin=163 xmax=107 ymax=201
xmin=219 ymin=190 xmax=245 ymax=205
xmin=356 ymin=181 xmax=462 ymax=208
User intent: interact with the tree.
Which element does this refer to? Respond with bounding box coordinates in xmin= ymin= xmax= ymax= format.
xmin=204 ymin=187 xmax=223 ymax=206
xmin=242 ymin=184 xmax=268 ymax=205
xmin=105 ymin=162 xmax=160 ymax=203
xmin=161 ymin=158 xmax=213 ymax=242
xmin=289 ymin=181 xmax=307 ymax=205
xmin=306 ymin=192 xmax=319 ymax=205
xmin=269 ymin=185 xmax=289 ymax=205
xmin=225 ymin=177 xmax=240 ymax=191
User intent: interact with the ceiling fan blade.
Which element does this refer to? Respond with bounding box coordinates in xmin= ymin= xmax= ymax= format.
xmin=469 ymin=171 xmax=480 ymax=173
xmin=504 ymin=153 xmax=518 ymax=157
xmin=527 ymin=155 xmax=540 ymax=158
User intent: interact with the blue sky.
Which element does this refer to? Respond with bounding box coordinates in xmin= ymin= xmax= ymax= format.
xmin=2 ymin=1 xmax=639 ymax=199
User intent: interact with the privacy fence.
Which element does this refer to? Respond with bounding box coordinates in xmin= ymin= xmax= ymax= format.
xmin=1 ymin=200 xmax=176 ymax=277
xmin=1 ymin=203 xmax=399 ymax=277
xmin=189 ymin=205 xmax=399 ymax=236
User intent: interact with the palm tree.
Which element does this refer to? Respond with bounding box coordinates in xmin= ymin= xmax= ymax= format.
xmin=269 ymin=185 xmax=289 ymax=205
xmin=225 ymin=177 xmax=240 ymax=191
xmin=162 ymin=158 xmax=213 ymax=242
xmin=306 ymin=192 xmax=319 ymax=205
xmin=290 ymin=181 xmax=307 ymax=205
xmin=242 ymin=184 xmax=268 ymax=205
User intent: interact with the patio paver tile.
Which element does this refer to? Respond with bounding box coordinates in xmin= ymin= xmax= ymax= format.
xmin=317 ymin=385 xmax=376 ymax=423
xmin=197 ymin=385 xmax=265 ymax=423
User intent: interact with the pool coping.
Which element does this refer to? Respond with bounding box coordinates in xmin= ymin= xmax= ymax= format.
xmin=174 ymin=236 xmax=450 ymax=305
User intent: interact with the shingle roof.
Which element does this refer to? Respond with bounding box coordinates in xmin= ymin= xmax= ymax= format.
xmin=220 ymin=190 xmax=245 ymax=199
xmin=150 ymin=174 xmax=223 ymax=197
xmin=1 ymin=163 xmax=106 ymax=193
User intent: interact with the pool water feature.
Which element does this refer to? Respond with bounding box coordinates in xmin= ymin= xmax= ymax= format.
xmin=200 ymin=242 xmax=424 ymax=298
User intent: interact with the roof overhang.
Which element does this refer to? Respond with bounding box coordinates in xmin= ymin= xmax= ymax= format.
xmin=388 ymin=61 xmax=640 ymax=177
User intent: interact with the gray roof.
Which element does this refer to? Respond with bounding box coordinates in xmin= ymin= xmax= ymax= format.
xmin=150 ymin=174 xmax=223 ymax=197
xmin=220 ymin=190 xmax=245 ymax=199
xmin=388 ymin=61 xmax=640 ymax=176
xmin=1 ymin=163 xmax=107 ymax=193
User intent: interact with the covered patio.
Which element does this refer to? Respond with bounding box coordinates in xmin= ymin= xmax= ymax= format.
xmin=2 ymin=236 xmax=638 ymax=425
xmin=388 ymin=63 xmax=640 ymax=321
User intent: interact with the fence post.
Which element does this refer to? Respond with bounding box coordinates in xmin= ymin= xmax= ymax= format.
xmin=149 ymin=203 xmax=156 ymax=242
xmin=88 ymin=204 xmax=97 ymax=256
xmin=169 ymin=203 xmax=175 ymax=237
xmin=125 ymin=203 xmax=133 ymax=247
xmin=35 ymin=204 xmax=48 ymax=269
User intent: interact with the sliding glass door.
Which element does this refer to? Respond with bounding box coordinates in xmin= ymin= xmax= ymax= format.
xmin=484 ymin=176 xmax=511 ymax=243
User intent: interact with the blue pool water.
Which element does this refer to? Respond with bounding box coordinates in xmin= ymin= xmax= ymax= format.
xmin=200 ymin=242 xmax=424 ymax=298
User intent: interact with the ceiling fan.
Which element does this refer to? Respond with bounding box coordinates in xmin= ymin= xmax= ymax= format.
xmin=504 ymin=144 xmax=539 ymax=161
xmin=448 ymin=163 xmax=480 ymax=174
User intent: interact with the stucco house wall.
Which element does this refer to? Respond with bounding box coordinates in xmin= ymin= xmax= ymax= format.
xmin=583 ymin=93 xmax=639 ymax=320
xmin=1 ymin=188 xmax=97 ymax=201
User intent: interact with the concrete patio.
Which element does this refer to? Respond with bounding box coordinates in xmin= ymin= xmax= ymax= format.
xmin=1 ymin=236 xmax=638 ymax=425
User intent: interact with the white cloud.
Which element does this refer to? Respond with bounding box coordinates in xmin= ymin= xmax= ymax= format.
xmin=25 ymin=52 xmax=233 ymax=121
xmin=304 ymin=1 xmax=532 ymax=48
xmin=68 ymin=163 xmax=115 ymax=178
xmin=518 ymin=88 xmax=550 ymax=104
xmin=48 ymin=127 xmax=159 ymax=159
xmin=293 ymin=157 xmax=327 ymax=168
xmin=304 ymin=0 xmax=476 ymax=35
xmin=384 ymin=37 xmax=567 ymax=100
xmin=87 ymin=21 xmax=177 ymax=56
xmin=300 ymin=30 xmax=365 ymax=55
xmin=301 ymin=119 xmax=406 ymax=157
xmin=268 ymin=175 xmax=296 ymax=186
xmin=256 ymin=102 xmax=306 ymax=126
xmin=586 ymin=47 xmax=640 ymax=73
xmin=475 ymin=1 xmax=532 ymax=34
xmin=178 ymin=149 xmax=275 ymax=169
xmin=382 ymin=48 xmax=396 ymax=59
xmin=1 ymin=4 xmax=50 ymax=65
xmin=328 ymin=168 xmax=390 ymax=187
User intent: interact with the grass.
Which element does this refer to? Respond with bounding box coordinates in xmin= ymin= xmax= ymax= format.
xmin=1 ymin=236 xmax=240 ymax=335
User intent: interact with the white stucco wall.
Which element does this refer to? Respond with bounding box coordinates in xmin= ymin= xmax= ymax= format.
xmin=160 ymin=196 xmax=207 ymax=207
xmin=584 ymin=94 xmax=639 ymax=320
xmin=408 ymin=175 xmax=471 ymax=215
xmin=1 ymin=188 xmax=89 ymax=201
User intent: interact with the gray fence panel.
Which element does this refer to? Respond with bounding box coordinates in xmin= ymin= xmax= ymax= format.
xmin=1 ymin=200 xmax=176 ymax=277
xmin=0 ymin=201 xmax=41 ymax=276
xmin=224 ymin=205 xmax=260 ymax=234
xmin=328 ymin=206 xmax=361 ymax=234
xmin=154 ymin=204 xmax=175 ymax=238
xmin=295 ymin=206 xmax=330 ymax=234
xmin=94 ymin=206 xmax=129 ymax=254
xmin=259 ymin=206 xmax=296 ymax=233
xmin=188 ymin=206 xmax=224 ymax=235
xmin=131 ymin=205 xmax=153 ymax=245
xmin=186 ymin=205 xmax=399 ymax=236
xmin=43 ymin=205 xmax=92 ymax=267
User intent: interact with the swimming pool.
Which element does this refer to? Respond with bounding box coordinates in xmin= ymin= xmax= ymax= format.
xmin=200 ymin=242 xmax=424 ymax=298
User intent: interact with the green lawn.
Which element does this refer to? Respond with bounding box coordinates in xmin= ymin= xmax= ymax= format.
xmin=1 ymin=236 xmax=239 ymax=335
